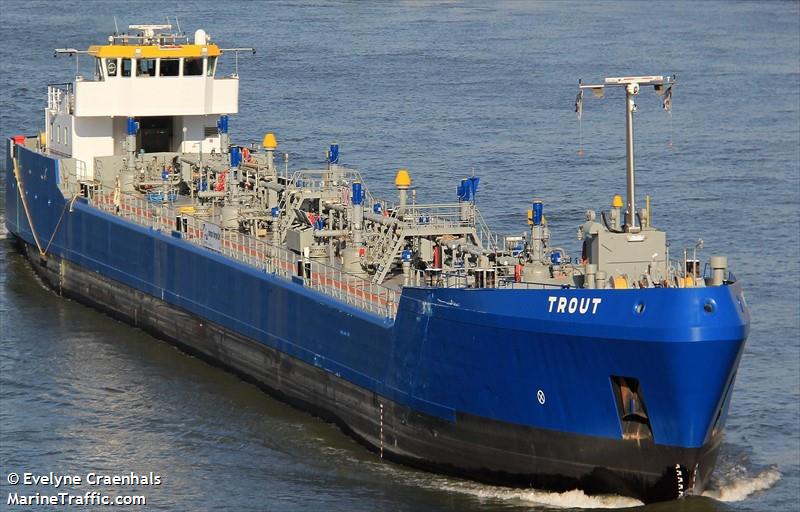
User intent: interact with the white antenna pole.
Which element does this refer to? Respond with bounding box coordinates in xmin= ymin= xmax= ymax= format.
xmin=175 ymin=16 xmax=181 ymax=34
xmin=624 ymin=82 xmax=639 ymax=232
xmin=579 ymin=75 xmax=675 ymax=233
xmin=113 ymin=16 xmax=119 ymax=34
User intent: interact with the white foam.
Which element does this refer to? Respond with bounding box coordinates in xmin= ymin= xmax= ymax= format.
xmin=702 ymin=467 xmax=781 ymax=502
xmin=434 ymin=481 xmax=644 ymax=509
xmin=363 ymin=459 xmax=643 ymax=509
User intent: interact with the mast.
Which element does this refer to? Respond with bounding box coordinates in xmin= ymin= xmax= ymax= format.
xmin=625 ymin=82 xmax=637 ymax=231
xmin=579 ymin=75 xmax=676 ymax=232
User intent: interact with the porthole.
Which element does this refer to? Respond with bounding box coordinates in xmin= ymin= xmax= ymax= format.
xmin=704 ymin=299 xmax=716 ymax=314
xmin=633 ymin=301 xmax=646 ymax=315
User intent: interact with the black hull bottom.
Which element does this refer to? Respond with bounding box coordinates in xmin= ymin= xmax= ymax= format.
xmin=13 ymin=237 xmax=721 ymax=504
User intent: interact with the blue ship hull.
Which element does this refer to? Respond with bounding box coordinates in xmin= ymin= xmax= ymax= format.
xmin=5 ymin=141 xmax=749 ymax=502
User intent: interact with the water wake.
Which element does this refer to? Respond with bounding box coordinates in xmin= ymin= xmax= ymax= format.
xmin=432 ymin=481 xmax=643 ymax=509
xmin=361 ymin=455 xmax=643 ymax=509
xmin=702 ymin=466 xmax=781 ymax=502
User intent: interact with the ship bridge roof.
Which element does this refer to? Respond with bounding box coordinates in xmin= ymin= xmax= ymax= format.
xmin=88 ymin=44 xmax=221 ymax=59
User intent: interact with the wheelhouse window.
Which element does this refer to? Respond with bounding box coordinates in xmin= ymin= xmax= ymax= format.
xmin=95 ymin=58 xmax=103 ymax=80
xmin=206 ymin=56 xmax=217 ymax=77
xmin=137 ymin=58 xmax=156 ymax=77
xmin=184 ymin=58 xmax=203 ymax=76
xmin=106 ymin=58 xmax=118 ymax=77
xmin=159 ymin=58 xmax=180 ymax=77
xmin=121 ymin=58 xmax=132 ymax=77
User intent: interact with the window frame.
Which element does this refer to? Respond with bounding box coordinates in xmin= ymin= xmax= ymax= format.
xmin=206 ymin=56 xmax=217 ymax=77
xmin=159 ymin=58 xmax=180 ymax=77
xmin=105 ymin=58 xmax=118 ymax=78
xmin=121 ymin=58 xmax=132 ymax=77
xmin=183 ymin=57 xmax=204 ymax=76
xmin=136 ymin=58 xmax=157 ymax=77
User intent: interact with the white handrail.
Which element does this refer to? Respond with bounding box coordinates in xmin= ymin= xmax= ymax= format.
xmin=90 ymin=186 xmax=398 ymax=318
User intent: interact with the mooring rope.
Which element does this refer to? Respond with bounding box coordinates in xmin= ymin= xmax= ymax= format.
xmin=12 ymin=155 xmax=45 ymax=255
xmin=42 ymin=195 xmax=79 ymax=257
xmin=12 ymin=154 xmax=76 ymax=259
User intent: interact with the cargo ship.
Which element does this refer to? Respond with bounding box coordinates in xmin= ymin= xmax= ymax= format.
xmin=5 ymin=25 xmax=749 ymax=503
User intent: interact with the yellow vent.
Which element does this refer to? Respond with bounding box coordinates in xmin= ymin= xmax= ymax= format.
xmin=262 ymin=132 xmax=278 ymax=150
xmin=395 ymin=168 xmax=412 ymax=188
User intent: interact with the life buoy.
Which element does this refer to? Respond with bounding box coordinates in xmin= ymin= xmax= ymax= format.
xmin=242 ymin=147 xmax=251 ymax=161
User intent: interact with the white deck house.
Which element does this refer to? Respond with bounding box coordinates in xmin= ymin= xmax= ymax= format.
xmin=46 ymin=25 xmax=240 ymax=177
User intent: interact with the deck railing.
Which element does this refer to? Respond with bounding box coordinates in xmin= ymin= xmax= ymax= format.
xmin=90 ymin=187 xmax=398 ymax=319
xmin=433 ymin=268 xmax=568 ymax=290
xmin=47 ymin=83 xmax=74 ymax=114
xmin=395 ymin=203 xmax=472 ymax=228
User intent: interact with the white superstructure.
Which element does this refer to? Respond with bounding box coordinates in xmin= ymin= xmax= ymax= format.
xmin=45 ymin=24 xmax=246 ymax=178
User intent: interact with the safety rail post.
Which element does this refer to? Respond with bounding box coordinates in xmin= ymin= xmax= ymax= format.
xmin=235 ymin=232 xmax=241 ymax=261
xmin=347 ymin=275 xmax=354 ymax=306
xmin=333 ymin=269 xmax=342 ymax=300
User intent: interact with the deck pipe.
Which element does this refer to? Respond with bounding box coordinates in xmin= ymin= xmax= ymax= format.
xmin=126 ymin=117 xmax=137 ymax=170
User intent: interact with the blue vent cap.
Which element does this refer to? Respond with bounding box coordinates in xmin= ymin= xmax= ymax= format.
xmin=352 ymin=182 xmax=363 ymax=205
xmin=328 ymin=143 xmax=339 ymax=164
xmin=458 ymin=176 xmax=481 ymax=201
xmin=532 ymin=201 xmax=543 ymax=226
xmin=230 ymin=146 xmax=242 ymax=168
xmin=217 ymin=115 xmax=229 ymax=134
